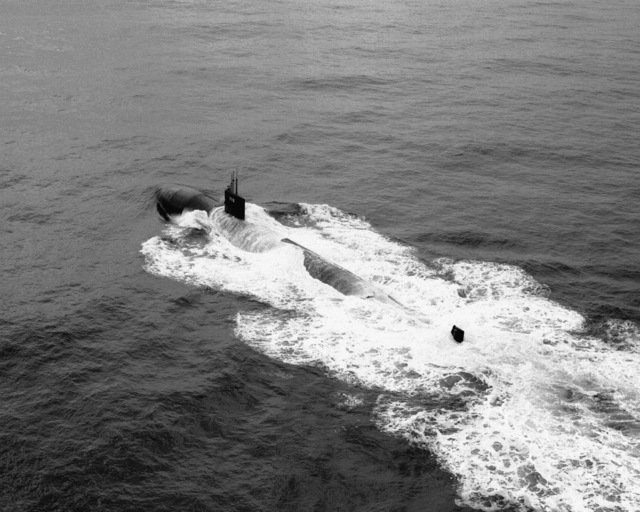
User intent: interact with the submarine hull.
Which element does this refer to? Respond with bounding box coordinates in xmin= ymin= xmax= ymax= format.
xmin=155 ymin=185 xmax=218 ymax=220
xmin=154 ymin=184 xmax=399 ymax=305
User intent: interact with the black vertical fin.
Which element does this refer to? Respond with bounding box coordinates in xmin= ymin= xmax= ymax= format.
xmin=224 ymin=170 xmax=245 ymax=220
xmin=451 ymin=325 xmax=465 ymax=343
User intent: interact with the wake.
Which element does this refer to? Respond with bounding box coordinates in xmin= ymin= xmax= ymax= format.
xmin=142 ymin=202 xmax=640 ymax=512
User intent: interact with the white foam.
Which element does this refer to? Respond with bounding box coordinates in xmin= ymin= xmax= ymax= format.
xmin=141 ymin=203 xmax=640 ymax=511
xmin=599 ymin=319 xmax=640 ymax=354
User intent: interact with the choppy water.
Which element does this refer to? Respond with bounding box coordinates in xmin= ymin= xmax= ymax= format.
xmin=2 ymin=0 xmax=639 ymax=511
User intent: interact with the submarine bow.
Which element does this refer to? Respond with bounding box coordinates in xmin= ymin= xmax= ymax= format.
xmin=155 ymin=184 xmax=218 ymax=221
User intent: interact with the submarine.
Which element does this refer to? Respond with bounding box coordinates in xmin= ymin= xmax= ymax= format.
xmin=153 ymin=174 xmax=464 ymax=341
xmin=154 ymin=173 xmax=398 ymax=305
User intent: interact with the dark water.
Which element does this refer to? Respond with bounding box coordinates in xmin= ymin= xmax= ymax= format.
xmin=2 ymin=0 xmax=639 ymax=510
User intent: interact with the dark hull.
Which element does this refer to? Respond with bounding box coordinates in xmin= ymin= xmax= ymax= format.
xmin=155 ymin=185 xmax=218 ymax=220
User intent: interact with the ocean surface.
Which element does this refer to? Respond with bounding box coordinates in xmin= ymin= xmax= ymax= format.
xmin=1 ymin=0 xmax=639 ymax=510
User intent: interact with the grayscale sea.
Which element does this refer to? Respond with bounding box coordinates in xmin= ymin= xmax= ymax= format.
xmin=2 ymin=0 xmax=639 ymax=510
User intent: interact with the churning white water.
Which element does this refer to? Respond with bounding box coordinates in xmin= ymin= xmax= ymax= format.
xmin=142 ymin=203 xmax=640 ymax=512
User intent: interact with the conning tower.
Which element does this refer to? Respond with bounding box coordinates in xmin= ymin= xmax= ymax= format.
xmin=224 ymin=170 xmax=245 ymax=220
